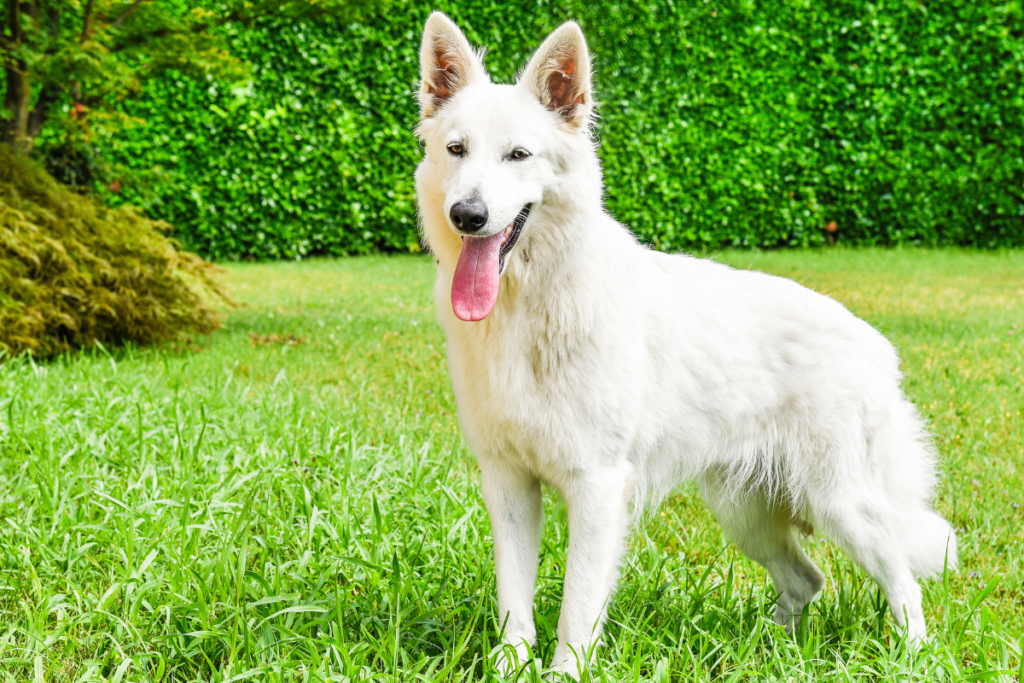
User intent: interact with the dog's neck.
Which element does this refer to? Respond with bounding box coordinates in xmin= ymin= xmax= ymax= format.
xmin=475 ymin=200 xmax=632 ymax=357
xmin=501 ymin=153 xmax=616 ymax=288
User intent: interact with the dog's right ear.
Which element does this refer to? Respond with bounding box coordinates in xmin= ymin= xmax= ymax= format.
xmin=419 ymin=12 xmax=487 ymax=118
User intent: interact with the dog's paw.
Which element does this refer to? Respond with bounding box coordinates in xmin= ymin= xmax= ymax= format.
xmin=773 ymin=601 xmax=802 ymax=633
xmin=545 ymin=663 xmax=581 ymax=682
xmin=903 ymin=613 xmax=928 ymax=645
xmin=547 ymin=643 xmax=590 ymax=681
xmin=491 ymin=640 xmax=538 ymax=680
xmin=773 ymin=590 xmax=818 ymax=634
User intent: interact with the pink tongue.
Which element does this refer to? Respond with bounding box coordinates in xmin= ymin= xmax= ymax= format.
xmin=452 ymin=233 xmax=504 ymax=321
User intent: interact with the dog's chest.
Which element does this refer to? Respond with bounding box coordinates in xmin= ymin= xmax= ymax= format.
xmin=445 ymin=308 xmax=640 ymax=476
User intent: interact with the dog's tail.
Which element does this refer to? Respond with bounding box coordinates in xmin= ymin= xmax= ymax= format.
xmin=883 ymin=398 xmax=958 ymax=578
xmin=901 ymin=507 xmax=958 ymax=578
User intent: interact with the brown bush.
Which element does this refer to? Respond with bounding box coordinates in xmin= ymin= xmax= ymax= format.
xmin=0 ymin=144 xmax=231 ymax=358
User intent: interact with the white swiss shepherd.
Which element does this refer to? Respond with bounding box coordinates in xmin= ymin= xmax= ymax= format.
xmin=414 ymin=12 xmax=956 ymax=679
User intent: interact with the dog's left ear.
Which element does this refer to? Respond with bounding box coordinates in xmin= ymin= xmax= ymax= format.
xmin=519 ymin=22 xmax=593 ymax=129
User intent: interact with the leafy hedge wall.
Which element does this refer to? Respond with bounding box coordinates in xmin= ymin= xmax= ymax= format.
xmin=101 ymin=0 xmax=1024 ymax=259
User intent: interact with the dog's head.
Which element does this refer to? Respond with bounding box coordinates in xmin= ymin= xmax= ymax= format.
xmin=415 ymin=13 xmax=596 ymax=322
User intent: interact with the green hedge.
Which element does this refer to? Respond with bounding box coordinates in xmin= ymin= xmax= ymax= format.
xmin=100 ymin=0 xmax=1024 ymax=260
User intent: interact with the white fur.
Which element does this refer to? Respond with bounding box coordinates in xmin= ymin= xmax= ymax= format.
xmin=415 ymin=13 xmax=957 ymax=679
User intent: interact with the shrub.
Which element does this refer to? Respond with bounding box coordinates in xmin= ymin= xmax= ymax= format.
xmin=94 ymin=0 xmax=1023 ymax=259
xmin=0 ymin=145 xmax=231 ymax=358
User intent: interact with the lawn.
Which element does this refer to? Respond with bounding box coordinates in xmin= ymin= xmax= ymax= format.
xmin=1 ymin=248 xmax=1022 ymax=682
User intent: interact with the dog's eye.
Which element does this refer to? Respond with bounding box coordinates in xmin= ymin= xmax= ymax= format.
xmin=447 ymin=143 xmax=465 ymax=156
xmin=510 ymin=148 xmax=530 ymax=160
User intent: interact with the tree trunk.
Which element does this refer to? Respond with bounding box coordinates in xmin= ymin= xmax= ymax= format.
xmin=2 ymin=0 xmax=50 ymax=153
xmin=2 ymin=0 xmax=32 ymax=153
xmin=2 ymin=67 xmax=33 ymax=153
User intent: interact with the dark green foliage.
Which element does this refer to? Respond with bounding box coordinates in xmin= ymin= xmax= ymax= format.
xmin=0 ymin=145 xmax=231 ymax=358
xmin=99 ymin=0 xmax=1024 ymax=259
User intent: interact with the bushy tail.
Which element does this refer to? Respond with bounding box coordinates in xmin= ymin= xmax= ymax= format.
xmin=883 ymin=398 xmax=958 ymax=578
xmin=902 ymin=507 xmax=958 ymax=578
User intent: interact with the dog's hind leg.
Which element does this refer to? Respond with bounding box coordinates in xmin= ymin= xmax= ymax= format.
xmin=700 ymin=469 xmax=824 ymax=632
xmin=813 ymin=495 xmax=929 ymax=641
xmin=809 ymin=402 xmax=956 ymax=643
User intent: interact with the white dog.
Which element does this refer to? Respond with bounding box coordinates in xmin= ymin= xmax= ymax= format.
xmin=414 ymin=13 xmax=956 ymax=679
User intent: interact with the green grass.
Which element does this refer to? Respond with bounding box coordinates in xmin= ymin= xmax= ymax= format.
xmin=1 ymin=248 xmax=1022 ymax=682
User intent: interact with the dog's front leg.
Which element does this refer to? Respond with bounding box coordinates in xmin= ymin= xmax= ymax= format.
xmin=480 ymin=460 xmax=543 ymax=676
xmin=550 ymin=462 xmax=634 ymax=680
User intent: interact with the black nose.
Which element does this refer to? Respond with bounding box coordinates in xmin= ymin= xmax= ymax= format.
xmin=450 ymin=199 xmax=488 ymax=233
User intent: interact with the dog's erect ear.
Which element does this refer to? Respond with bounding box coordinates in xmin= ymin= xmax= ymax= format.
xmin=519 ymin=22 xmax=593 ymax=129
xmin=419 ymin=12 xmax=487 ymax=118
